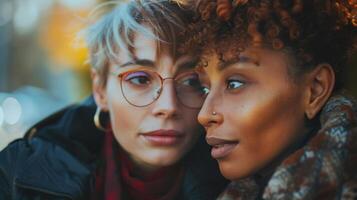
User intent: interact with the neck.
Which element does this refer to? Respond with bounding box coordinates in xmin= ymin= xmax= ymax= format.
xmin=255 ymin=126 xmax=317 ymax=190
xmin=127 ymin=154 xmax=179 ymax=179
xmin=118 ymin=149 xmax=184 ymax=200
xmin=130 ymin=158 xmax=160 ymax=178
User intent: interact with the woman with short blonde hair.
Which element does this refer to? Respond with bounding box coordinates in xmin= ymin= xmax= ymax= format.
xmin=0 ymin=1 xmax=227 ymax=199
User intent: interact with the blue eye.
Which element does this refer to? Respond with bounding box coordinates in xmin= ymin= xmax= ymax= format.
xmin=226 ymin=80 xmax=244 ymax=90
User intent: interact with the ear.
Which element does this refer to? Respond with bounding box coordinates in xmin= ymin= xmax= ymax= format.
xmin=304 ymin=63 xmax=335 ymax=119
xmin=91 ymin=68 xmax=109 ymax=111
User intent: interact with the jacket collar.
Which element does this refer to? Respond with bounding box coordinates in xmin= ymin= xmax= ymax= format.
xmin=15 ymin=138 xmax=95 ymax=199
xmin=26 ymin=96 xmax=105 ymax=162
xmin=16 ymin=96 xmax=104 ymax=198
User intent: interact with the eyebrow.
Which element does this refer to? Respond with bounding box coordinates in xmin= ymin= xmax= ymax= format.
xmin=119 ymin=59 xmax=155 ymax=68
xmin=218 ymin=55 xmax=260 ymax=71
xmin=118 ymin=57 xmax=199 ymax=74
xmin=176 ymin=57 xmax=199 ymax=71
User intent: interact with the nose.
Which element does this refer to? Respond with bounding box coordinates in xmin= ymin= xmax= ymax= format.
xmin=198 ymin=92 xmax=223 ymax=128
xmin=151 ymin=79 xmax=179 ymax=118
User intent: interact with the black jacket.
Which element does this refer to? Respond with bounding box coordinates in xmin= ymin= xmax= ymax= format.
xmin=0 ymin=96 xmax=227 ymax=200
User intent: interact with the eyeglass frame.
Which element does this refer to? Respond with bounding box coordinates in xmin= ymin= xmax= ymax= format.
xmin=111 ymin=68 xmax=205 ymax=109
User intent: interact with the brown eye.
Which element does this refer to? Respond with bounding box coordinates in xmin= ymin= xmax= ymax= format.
xmin=176 ymin=73 xmax=200 ymax=87
xmin=124 ymin=71 xmax=152 ymax=86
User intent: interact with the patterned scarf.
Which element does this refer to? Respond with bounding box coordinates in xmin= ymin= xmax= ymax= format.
xmin=218 ymin=94 xmax=357 ymax=200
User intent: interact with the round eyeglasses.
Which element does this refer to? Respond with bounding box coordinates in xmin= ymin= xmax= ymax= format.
xmin=114 ymin=69 xmax=206 ymax=108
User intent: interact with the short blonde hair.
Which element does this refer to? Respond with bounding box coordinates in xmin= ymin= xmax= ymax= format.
xmin=84 ymin=0 xmax=190 ymax=87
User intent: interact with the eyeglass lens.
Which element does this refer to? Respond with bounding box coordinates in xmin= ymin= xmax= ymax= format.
xmin=120 ymin=70 xmax=206 ymax=108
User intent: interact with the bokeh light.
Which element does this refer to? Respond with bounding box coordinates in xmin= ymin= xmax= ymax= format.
xmin=2 ymin=97 xmax=22 ymax=125
xmin=14 ymin=1 xmax=40 ymax=34
xmin=0 ymin=1 xmax=13 ymax=26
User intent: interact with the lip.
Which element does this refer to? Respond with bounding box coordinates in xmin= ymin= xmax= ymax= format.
xmin=206 ymin=137 xmax=239 ymax=159
xmin=141 ymin=130 xmax=184 ymax=146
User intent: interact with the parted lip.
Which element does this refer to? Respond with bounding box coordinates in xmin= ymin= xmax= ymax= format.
xmin=206 ymin=136 xmax=238 ymax=146
xmin=141 ymin=129 xmax=184 ymax=137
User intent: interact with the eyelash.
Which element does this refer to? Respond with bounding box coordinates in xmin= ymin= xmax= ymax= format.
xmin=226 ymin=79 xmax=245 ymax=90
xmin=198 ymin=78 xmax=246 ymax=97
xmin=226 ymin=79 xmax=244 ymax=89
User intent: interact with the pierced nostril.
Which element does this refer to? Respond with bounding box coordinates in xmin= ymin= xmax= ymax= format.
xmin=199 ymin=113 xmax=223 ymax=128
xmin=207 ymin=120 xmax=218 ymax=127
xmin=198 ymin=117 xmax=214 ymax=128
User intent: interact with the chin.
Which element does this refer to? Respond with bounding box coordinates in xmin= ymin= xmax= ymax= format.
xmin=218 ymin=160 xmax=253 ymax=181
xmin=143 ymin=149 xmax=184 ymax=167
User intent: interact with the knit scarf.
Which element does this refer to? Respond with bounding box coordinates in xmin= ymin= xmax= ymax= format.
xmin=218 ymin=94 xmax=357 ymax=200
xmin=93 ymin=130 xmax=184 ymax=200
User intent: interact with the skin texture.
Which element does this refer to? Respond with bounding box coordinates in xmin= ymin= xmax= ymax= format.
xmin=92 ymin=30 xmax=202 ymax=173
xmin=197 ymin=47 xmax=334 ymax=181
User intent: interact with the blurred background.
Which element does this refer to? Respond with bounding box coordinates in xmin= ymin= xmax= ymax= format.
xmin=0 ymin=0 xmax=98 ymax=150
xmin=0 ymin=0 xmax=357 ymax=150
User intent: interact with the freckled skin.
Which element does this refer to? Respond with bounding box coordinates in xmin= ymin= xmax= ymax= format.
xmin=198 ymin=47 xmax=310 ymax=180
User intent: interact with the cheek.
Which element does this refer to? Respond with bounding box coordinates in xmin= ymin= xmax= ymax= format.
xmin=109 ymin=101 xmax=140 ymax=135
xmin=223 ymin=92 xmax=282 ymax=136
xmin=230 ymin=85 xmax=305 ymax=136
xmin=105 ymin=80 xmax=147 ymax=139
xmin=221 ymin=87 xmax=306 ymax=179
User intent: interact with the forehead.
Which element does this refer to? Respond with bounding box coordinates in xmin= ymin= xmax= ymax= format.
xmin=200 ymin=47 xmax=259 ymax=66
xmin=133 ymin=30 xmax=158 ymax=60
xmin=199 ymin=46 xmax=291 ymax=76
xmin=114 ymin=30 xmax=160 ymax=65
xmin=113 ymin=30 xmax=198 ymax=73
xmin=120 ymin=25 xmax=179 ymax=59
xmin=116 ymin=28 xmax=197 ymax=66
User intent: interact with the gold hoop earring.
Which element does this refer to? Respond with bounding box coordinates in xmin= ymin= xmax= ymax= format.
xmin=94 ymin=107 xmax=108 ymax=132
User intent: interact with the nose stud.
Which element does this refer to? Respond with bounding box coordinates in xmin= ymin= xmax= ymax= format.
xmin=212 ymin=111 xmax=217 ymax=115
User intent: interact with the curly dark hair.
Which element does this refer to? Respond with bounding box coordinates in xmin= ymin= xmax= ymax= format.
xmin=176 ymin=0 xmax=357 ymax=90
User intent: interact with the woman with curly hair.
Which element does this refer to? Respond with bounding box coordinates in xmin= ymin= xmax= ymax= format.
xmin=175 ymin=0 xmax=357 ymax=199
